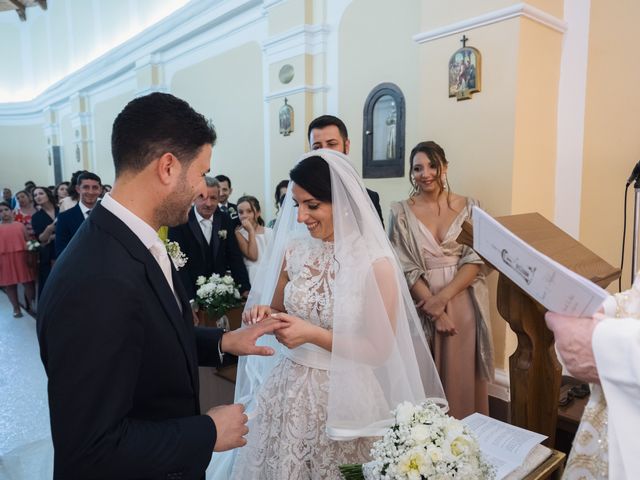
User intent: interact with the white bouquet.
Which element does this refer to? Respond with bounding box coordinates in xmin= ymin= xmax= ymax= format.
xmin=341 ymin=401 xmax=494 ymax=480
xmin=26 ymin=239 xmax=41 ymax=251
xmin=195 ymin=273 xmax=242 ymax=316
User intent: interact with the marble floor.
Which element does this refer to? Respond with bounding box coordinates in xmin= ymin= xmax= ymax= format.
xmin=0 ymin=292 xmax=53 ymax=479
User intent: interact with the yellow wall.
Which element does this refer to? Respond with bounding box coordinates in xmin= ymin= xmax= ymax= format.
xmin=580 ymin=0 xmax=640 ymax=291
xmin=338 ymin=0 xmax=422 ymax=219
xmin=511 ymin=19 xmax=562 ymax=217
xmin=171 ymin=42 xmax=265 ymax=208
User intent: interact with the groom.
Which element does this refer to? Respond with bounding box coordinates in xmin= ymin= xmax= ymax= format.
xmin=37 ymin=93 xmax=284 ymax=479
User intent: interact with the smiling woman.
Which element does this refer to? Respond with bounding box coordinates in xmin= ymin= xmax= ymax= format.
xmin=388 ymin=140 xmax=494 ymax=420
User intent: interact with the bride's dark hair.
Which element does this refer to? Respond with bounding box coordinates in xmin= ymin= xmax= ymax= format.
xmin=289 ymin=155 xmax=332 ymax=202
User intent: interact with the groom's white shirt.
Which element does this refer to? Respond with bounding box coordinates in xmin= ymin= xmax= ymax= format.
xmin=595 ymin=299 xmax=640 ymax=479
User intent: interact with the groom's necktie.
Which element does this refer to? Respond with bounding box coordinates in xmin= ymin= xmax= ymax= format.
xmin=149 ymin=240 xmax=181 ymax=311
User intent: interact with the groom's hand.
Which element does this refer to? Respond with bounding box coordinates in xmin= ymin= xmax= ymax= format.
xmin=220 ymin=317 xmax=285 ymax=356
xmin=207 ymin=403 xmax=249 ymax=451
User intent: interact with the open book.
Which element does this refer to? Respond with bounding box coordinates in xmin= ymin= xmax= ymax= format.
xmin=472 ymin=206 xmax=609 ymax=317
xmin=462 ymin=413 xmax=549 ymax=479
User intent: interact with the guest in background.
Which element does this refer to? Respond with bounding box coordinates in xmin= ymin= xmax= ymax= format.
xmin=168 ymin=176 xmax=250 ymax=301
xmin=267 ymin=179 xmax=289 ymax=228
xmin=3 ymin=187 xmax=16 ymax=210
xmin=388 ymin=140 xmax=493 ymax=419
xmin=55 ymin=172 xmax=101 ymax=257
xmin=308 ymin=114 xmax=384 ymax=225
xmin=24 ymin=180 xmax=36 ymax=195
xmin=14 ymin=189 xmax=37 ymax=239
xmin=235 ymin=195 xmax=272 ymax=284
xmin=214 ymin=174 xmax=237 ymax=219
xmin=31 ymin=186 xmax=59 ymax=296
xmin=54 ymin=182 xmax=70 ymax=206
xmin=0 ymin=202 xmax=36 ymax=317
xmin=59 ymin=170 xmax=86 ymax=212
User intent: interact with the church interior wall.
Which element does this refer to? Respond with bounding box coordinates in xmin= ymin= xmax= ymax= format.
xmin=171 ymin=42 xmax=266 ymax=210
xmin=510 ymin=19 xmax=562 ymax=219
xmin=337 ymin=0 xmax=422 ymax=219
xmin=0 ymin=23 xmax=22 ymax=98
xmin=0 ymin=123 xmax=47 ymax=189
xmin=92 ymin=91 xmax=138 ymax=186
xmin=580 ymin=0 xmax=640 ymax=291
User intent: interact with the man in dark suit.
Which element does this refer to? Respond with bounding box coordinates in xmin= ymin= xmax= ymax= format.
xmin=55 ymin=171 xmax=102 ymax=257
xmin=308 ymin=115 xmax=384 ymax=226
xmin=37 ymin=92 xmax=283 ymax=479
xmin=168 ymin=176 xmax=250 ymax=301
xmin=214 ymin=174 xmax=240 ymax=227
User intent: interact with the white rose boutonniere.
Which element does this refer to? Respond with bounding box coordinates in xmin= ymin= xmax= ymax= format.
xmin=163 ymin=239 xmax=188 ymax=270
xmin=218 ymin=229 xmax=228 ymax=240
xmin=227 ymin=207 xmax=237 ymax=219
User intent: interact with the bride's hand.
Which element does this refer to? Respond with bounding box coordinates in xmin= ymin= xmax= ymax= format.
xmin=271 ymin=313 xmax=314 ymax=349
xmin=242 ymin=305 xmax=272 ymax=325
xmin=434 ymin=312 xmax=457 ymax=336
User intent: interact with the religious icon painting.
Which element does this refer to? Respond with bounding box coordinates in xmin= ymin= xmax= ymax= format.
xmin=448 ymin=40 xmax=481 ymax=101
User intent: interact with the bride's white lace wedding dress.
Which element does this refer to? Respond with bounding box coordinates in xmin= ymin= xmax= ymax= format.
xmin=230 ymin=237 xmax=373 ymax=479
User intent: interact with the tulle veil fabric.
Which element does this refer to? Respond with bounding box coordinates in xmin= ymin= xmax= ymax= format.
xmin=207 ymin=149 xmax=446 ymax=477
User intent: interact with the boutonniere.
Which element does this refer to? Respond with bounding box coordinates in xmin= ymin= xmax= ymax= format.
xmin=218 ymin=229 xmax=228 ymax=240
xmin=163 ymin=239 xmax=188 ymax=270
xmin=227 ymin=207 xmax=238 ymax=219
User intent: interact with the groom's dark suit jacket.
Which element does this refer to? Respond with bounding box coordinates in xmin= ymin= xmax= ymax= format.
xmin=168 ymin=207 xmax=250 ymax=301
xmin=37 ymin=203 xmax=234 ymax=479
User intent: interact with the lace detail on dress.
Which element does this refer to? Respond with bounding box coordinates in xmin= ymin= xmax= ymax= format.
xmin=284 ymin=238 xmax=335 ymax=330
xmin=231 ymin=238 xmax=373 ymax=480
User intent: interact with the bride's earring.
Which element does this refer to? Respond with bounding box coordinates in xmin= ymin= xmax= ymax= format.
xmin=410 ymin=176 xmax=420 ymax=196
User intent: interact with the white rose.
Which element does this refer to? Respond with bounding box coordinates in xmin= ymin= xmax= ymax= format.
xmin=410 ymin=424 xmax=431 ymax=444
xmin=395 ymin=401 xmax=416 ymax=424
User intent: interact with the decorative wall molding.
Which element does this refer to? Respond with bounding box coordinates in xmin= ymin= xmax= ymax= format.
xmin=262 ymin=24 xmax=330 ymax=64
xmin=262 ymin=0 xmax=285 ymax=11
xmin=488 ymin=368 xmax=510 ymax=402
xmin=554 ymin=0 xmax=590 ymax=238
xmin=264 ymin=84 xmax=328 ymax=102
xmin=413 ymin=2 xmax=567 ymax=45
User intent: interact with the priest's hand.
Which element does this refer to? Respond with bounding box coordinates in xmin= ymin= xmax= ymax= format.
xmin=545 ymin=312 xmax=600 ymax=384
xmin=207 ymin=403 xmax=248 ymax=451
xmin=221 ymin=317 xmax=285 ymax=356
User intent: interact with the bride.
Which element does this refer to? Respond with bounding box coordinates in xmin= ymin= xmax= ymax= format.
xmin=207 ymin=150 xmax=446 ymax=479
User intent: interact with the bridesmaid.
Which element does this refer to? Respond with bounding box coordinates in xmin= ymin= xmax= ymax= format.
xmin=0 ymin=202 xmax=36 ymax=316
xmin=388 ymin=140 xmax=494 ymax=419
xmin=31 ymin=186 xmax=59 ymax=296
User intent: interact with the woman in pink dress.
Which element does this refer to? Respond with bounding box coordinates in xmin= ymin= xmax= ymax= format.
xmin=389 ymin=141 xmax=494 ymax=419
xmin=0 ymin=201 xmax=36 ymax=317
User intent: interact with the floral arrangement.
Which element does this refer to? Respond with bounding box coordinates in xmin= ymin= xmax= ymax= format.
xmin=195 ymin=273 xmax=242 ymax=316
xmin=163 ymin=239 xmax=188 ymax=270
xmin=340 ymin=401 xmax=494 ymax=480
xmin=26 ymin=240 xmax=41 ymax=251
xmin=218 ymin=229 xmax=228 ymax=240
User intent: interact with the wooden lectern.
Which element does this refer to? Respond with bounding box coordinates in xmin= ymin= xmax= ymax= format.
xmin=458 ymin=212 xmax=620 ymax=446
